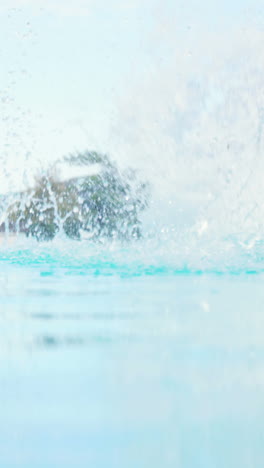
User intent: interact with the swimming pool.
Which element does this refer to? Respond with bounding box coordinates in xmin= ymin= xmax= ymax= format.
xmin=0 ymin=239 xmax=263 ymax=467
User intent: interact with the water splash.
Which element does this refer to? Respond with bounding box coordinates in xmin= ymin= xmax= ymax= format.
xmin=1 ymin=13 xmax=264 ymax=272
xmin=111 ymin=24 xmax=264 ymax=246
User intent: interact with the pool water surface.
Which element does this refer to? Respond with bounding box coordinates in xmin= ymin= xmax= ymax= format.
xmin=0 ymin=244 xmax=263 ymax=467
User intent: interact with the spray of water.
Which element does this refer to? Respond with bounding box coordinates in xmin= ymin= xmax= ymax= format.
xmin=1 ymin=10 xmax=264 ymax=273
xmin=106 ymin=22 xmax=264 ymax=269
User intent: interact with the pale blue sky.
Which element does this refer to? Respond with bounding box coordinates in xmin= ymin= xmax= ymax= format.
xmin=0 ymin=0 xmax=263 ymax=196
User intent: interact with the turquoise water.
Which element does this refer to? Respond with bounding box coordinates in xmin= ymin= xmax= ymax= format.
xmin=1 ymin=0 xmax=264 ymax=466
xmin=0 ymin=240 xmax=263 ymax=467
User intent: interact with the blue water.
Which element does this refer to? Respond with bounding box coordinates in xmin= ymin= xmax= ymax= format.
xmin=0 ymin=239 xmax=264 ymax=467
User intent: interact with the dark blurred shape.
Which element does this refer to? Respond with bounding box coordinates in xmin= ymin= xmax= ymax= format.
xmin=1 ymin=151 xmax=149 ymax=241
